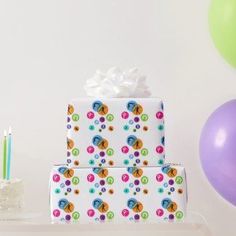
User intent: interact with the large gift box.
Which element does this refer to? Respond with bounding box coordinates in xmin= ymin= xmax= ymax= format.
xmin=67 ymin=98 xmax=165 ymax=168
xmin=50 ymin=164 xmax=187 ymax=223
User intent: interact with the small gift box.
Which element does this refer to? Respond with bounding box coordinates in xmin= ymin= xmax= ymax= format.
xmin=67 ymin=98 xmax=165 ymax=168
xmin=50 ymin=164 xmax=187 ymax=223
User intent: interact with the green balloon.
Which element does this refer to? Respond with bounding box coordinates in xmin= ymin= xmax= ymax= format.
xmin=209 ymin=0 xmax=236 ymax=67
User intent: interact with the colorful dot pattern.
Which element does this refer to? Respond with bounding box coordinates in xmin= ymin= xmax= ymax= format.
xmin=50 ymin=164 xmax=187 ymax=223
xmin=66 ymin=99 xmax=165 ymax=168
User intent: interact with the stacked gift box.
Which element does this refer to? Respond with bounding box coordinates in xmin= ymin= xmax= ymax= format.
xmin=50 ymin=98 xmax=187 ymax=223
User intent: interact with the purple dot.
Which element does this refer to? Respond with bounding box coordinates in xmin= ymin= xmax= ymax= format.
xmin=101 ymin=124 xmax=106 ymax=129
xmin=67 ymin=188 xmax=71 ymax=192
xmin=170 ymin=187 xmax=175 ymax=192
xmin=134 ymin=180 xmax=140 ymax=185
xmin=100 ymin=151 xmax=105 ymax=157
xmin=169 ymin=179 xmax=174 ymax=185
xmin=100 ymin=117 xmax=105 ymax=123
xmin=169 ymin=214 xmax=174 ymax=220
xmin=134 ymin=151 xmax=139 ymax=157
xmin=100 ymin=215 xmax=105 ymax=221
xmin=65 ymin=215 xmax=71 ymax=221
xmin=136 ymin=124 xmax=140 ymax=129
xmin=100 ymin=180 xmax=105 ymax=186
xmin=67 ymin=124 xmax=72 ymax=129
xmin=134 ymin=214 xmax=140 ymax=220
xmin=136 ymin=187 xmax=140 ymax=192
xmin=67 ymin=159 xmax=71 ymax=164
xmin=67 ymin=152 xmax=71 ymax=157
xmin=67 ymin=117 xmax=71 ymax=122
xmin=136 ymin=159 xmax=140 ymax=164
xmin=101 ymin=159 xmax=106 ymax=164
xmin=101 ymin=187 xmax=106 ymax=192
xmin=65 ymin=180 xmax=71 ymax=186
xmin=134 ymin=117 xmax=140 ymax=122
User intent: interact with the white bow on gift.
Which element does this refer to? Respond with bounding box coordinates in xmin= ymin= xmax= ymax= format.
xmin=84 ymin=67 xmax=151 ymax=98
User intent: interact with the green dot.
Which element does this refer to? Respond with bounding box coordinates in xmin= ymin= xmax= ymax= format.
xmin=141 ymin=211 xmax=149 ymax=220
xmin=124 ymin=159 xmax=129 ymax=165
xmin=158 ymin=188 xmax=164 ymax=193
xmin=175 ymin=176 xmax=183 ymax=185
xmin=106 ymin=176 xmax=114 ymax=185
xmin=106 ymin=114 xmax=114 ymax=122
xmin=89 ymin=188 xmax=95 ymax=194
xmin=72 ymin=176 xmax=80 ymax=185
xmin=124 ymin=188 xmax=129 ymax=194
xmin=55 ymin=188 xmax=60 ymax=194
xmin=141 ymin=176 xmax=149 ymax=184
xmin=141 ymin=148 xmax=148 ymax=156
xmin=72 ymin=211 xmax=80 ymax=220
xmin=158 ymin=159 xmax=164 ymax=165
xmin=141 ymin=114 xmax=148 ymax=122
xmin=72 ymin=148 xmax=79 ymax=156
xmin=107 ymin=211 xmax=114 ymax=220
xmin=72 ymin=114 xmax=80 ymax=122
xmin=175 ymin=211 xmax=183 ymax=220
xmin=89 ymin=125 xmax=95 ymax=130
xmin=158 ymin=124 xmax=164 ymax=131
xmin=106 ymin=148 xmax=114 ymax=156
xmin=123 ymin=125 xmax=129 ymax=131
xmin=89 ymin=159 xmax=95 ymax=165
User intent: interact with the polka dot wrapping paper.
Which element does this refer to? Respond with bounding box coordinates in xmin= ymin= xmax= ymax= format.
xmin=67 ymin=98 xmax=165 ymax=168
xmin=50 ymin=164 xmax=187 ymax=223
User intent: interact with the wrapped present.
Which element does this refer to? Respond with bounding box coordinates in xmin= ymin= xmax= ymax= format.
xmin=50 ymin=164 xmax=187 ymax=223
xmin=67 ymin=98 xmax=165 ymax=168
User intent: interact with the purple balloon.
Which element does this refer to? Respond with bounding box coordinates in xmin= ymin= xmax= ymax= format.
xmin=200 ymin=100 xmax=236 ymax=206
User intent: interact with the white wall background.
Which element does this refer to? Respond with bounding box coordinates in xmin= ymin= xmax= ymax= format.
xmin=0 ymin=0 xmax=235 ymax=235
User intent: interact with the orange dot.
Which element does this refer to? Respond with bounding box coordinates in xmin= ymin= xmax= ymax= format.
xmin=109 ymin=189 xmax=114 ymax=194
xmin=109 ymin=126 xmax=114 ymax=131
xmin=143 ymin=189 xmax=148 ymax=194
xmin=74 ymin=126 xmax=79 ymax=132
xmin=109 ymin=160 xmax=114 ymax=166
xmin=74 ymin=160 xmax=79 ymax=166
xmin=143 ymin=160 xmax=148 ymax=166
xmin=178 ymin=189 xmax=183 ymax=194
xmin=74 ymin=189 xmax=80 ymax=194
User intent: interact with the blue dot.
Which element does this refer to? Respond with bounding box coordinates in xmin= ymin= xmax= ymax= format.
xmin=95 ymin=120 xmax=99 ymax=125
xmin=94 ymin=154 xmax=99 ymax=159
xmin=129 ymin=183 xmax=134 ymax=188
xmin=95 ymin=183 xmax=99 ymax=188
xmin=129 ymin=154 xmax=134 ymax=159
xmin=129 ymin=120 xmax=134 ymax=125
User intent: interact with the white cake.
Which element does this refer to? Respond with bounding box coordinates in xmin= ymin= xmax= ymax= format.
xmin=0 ymin=179 xmax=24 ymax=211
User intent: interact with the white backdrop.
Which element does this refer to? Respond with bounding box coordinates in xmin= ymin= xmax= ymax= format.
xmin=0 ymin=0 xmax=235 ymax=235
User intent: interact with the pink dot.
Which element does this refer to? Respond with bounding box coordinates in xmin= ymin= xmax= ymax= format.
xmin=87 ymin=209 xmax=95 ymax=217
xmin=87 ymin=146 xmax=95 ymax=154
xmin=87 ymin=174 xmax=95 ymax=182
xmin=156 ymin=173 xmax=164 ymax=182
xmin=156 ymin=146 xmax=164 ymax=154
xmin=53 ymin=174 xmax=60 ymax=182
xmin=87 ymin=111 xmax=95 ymax=119
xmin=53 ymin=209 xmax=60 ymax=217
xmin=122 ymin=209 xmax=129 ymax=217
xmin=156 ymin=111 xmax=164 ymax=119
xmin=121 ymin=112 xmax=129 ymax=119
xmin=156 ymin=209 xmax=164 ymax=217
xmin=122 ymin=174 xmax=129 ymax=182
xmin=121 ymin=146 xmax=129 ymax=154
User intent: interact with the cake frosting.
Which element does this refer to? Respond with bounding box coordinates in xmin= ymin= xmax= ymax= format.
xmin=0 ymin=179 xmax=24 ymax=211
xmin=84 ymin=67 xmax=151 ymax=98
